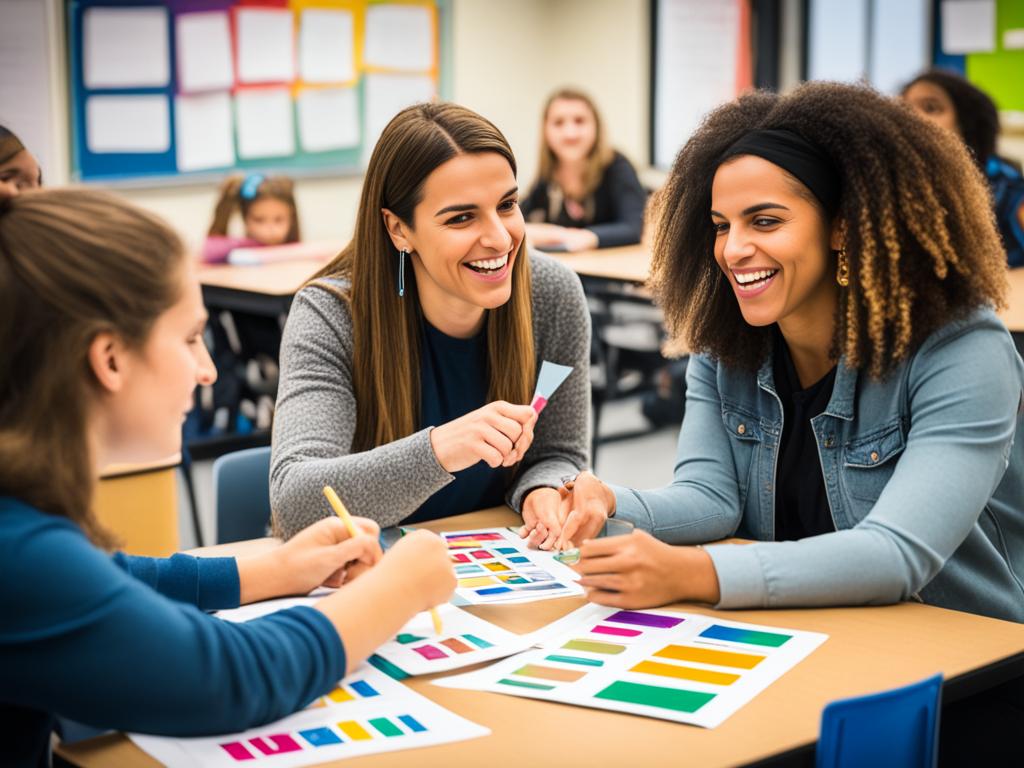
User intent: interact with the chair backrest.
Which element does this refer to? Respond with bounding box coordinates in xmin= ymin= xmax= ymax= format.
xmin=212 ymin=446 xmax=272 ymax=544
xmin=817 ymin=673 xmax=942 ymax=768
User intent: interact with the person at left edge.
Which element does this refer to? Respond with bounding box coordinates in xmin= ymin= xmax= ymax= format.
xmin=270 ymin=102 xmax=590 ymax=550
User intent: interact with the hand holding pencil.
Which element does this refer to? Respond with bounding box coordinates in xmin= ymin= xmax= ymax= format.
xmin=323 ymin=486 xmax=451 ymax=633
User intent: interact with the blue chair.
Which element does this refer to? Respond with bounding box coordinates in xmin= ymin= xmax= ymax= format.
xmin=213 ymin=446 xmax=272 ymax=544
xmin=817 ymin=673 xmax=942 ymax=768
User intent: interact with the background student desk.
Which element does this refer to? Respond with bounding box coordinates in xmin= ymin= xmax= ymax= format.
xmin=58 ymin=507 xmax=1024 ymax=768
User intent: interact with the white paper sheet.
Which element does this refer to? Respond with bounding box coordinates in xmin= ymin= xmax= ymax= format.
xmin=298 ymin=8 xmax=356 ymax=84
xmin=435 ymin=603 xmax=828 ymax=729
xmin=236 ymin=7 xmax=294 ymax=84
xmin=83 ymin=6 xmax=170 ymax=89
xmin=941 ymin=0 xmax=996 ymax=54
xmin=869 ymin=0 xmax=930 ymax=95
xmin=176 ymin=11 xmax=234 ymax=93
xmin=85 ymin=94 xmax=170 ymax=154
xmin=174 ymin=91 xmax=235 ymax=171
xmin=434 ymin=528 xmax=584 ymax=605
xmin=130 ymin=664 xmax=488 ymax=767
xmin=364 ymin=3 xmax=435 ymax=71
xmin=296 ymin=86 xmax=360 ymax=152
xmin=235 ymin=88 xmax=296 ymax=159
xmin=807 ymin=0 xmax=869 ymax=83
xmin=363 ymin=73 xmax=435 ymax=159
xmin=371 ymin=603 xmax=537 ymax=676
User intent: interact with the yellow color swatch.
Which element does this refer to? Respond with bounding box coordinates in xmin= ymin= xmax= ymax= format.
xmin=327 ymin=687 xmax=354 ymax=703
xmin=655 ymin=644 xmax=764 ymax=670
xmin=632 ymin=660 xmax=740 ymax=685
xmin=484 ymin=562 xmax=511 ymax=572
xmin=458 ymin=576 xmax=496 ymax=588
xmin=337 ymin=720 xmax=373 ymax=740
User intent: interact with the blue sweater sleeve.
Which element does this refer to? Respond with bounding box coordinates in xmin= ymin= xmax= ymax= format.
xmin=112 ymin=552 xmax=240 ymax=610
xmin=0 ymin=505 xmax=346 ymax=736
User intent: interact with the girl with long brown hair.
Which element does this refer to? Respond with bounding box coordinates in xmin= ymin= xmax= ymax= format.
xmin=270 ymin=102 xmax=590 ymax=549
xmin=557 ymin=82 xmax=1023 ymax=624
xmin=521 ymin=88 xmax=647 ymax=251
xmin=202 ymin=173 xmax=300 ymax=263
xmin=0 ymin=189 xmax=454 ymax=767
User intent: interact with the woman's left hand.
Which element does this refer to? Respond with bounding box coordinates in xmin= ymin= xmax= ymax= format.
xmin=238 ymin=516 xmax=383 ymax=603
xmin=519 ymin=487 xmax=570 ymax=550
xmin=577 ymin=530 xmax=721 ymax=608
xmin=560 ymin=228 xmax=599 ymax=252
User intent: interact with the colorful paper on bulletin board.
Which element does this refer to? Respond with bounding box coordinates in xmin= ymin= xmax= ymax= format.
xmin=965 ymin=0 xmax=1024 ymax=111
xmin=363 ymin=0 xmax=438 ymax=75
xmin=174 ymin=4 xmax=235 ymax=94
xmin=290 ymin=0 xmax=364 ymax=84
xmin=130 ymin=664 xmax=488 ymax=766
xmin=435 ymin=603 xmax=828 ymax=729
xmin=371 ymin=603 xmax=537 ymax=676
xmin=434 ymin=527 xmax=584 ymax=605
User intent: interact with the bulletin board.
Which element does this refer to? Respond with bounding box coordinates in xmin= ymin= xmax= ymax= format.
xmin=66 ymin=0 xmax=452 ymax=183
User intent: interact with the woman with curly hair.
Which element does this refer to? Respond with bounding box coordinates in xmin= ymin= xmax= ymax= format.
xmin=902 ymin=69 xmax=1024 ymax=268
xmin=556 ymin=81 xmax=1024 ymax=623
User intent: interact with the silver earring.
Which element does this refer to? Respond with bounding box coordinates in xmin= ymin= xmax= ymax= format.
xmin=397 ymin=250 xmax=406 ymax=297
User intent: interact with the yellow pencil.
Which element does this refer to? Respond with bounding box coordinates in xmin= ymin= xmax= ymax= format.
xmin=322 ymin=486 xmax=443 ymax=635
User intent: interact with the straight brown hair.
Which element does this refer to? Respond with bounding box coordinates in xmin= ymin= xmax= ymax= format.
xmin=0 ymin=189 xmax=185 ymax=547
xmin=535 ymin=88 xmax=615 ymax=200
xmin=314 ymin=102 xmax=535 ymax=452
xmin=208 ymin=174 xmax=301 ymax=243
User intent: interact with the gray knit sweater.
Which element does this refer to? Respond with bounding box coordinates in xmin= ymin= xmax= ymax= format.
xmin=270 ymin=252 xmax=591 ymax=538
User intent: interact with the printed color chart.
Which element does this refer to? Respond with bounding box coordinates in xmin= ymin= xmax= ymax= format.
xmin=435 ymin=604 xmax=827 ymax=728
xmin=440 ymin=528 xmax=584 ymax=604
xmin=371 ymin=602 xmax=537 ymax=676
xmin=130 ymin=665 xmax=488 ymax=767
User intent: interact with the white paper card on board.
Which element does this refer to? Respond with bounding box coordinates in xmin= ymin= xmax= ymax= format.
xmin=236 ymin=88 xmax=295 ymax=159
xmin=296 ymin=87 xmax=360 ymax=152
xmin=363 ymin=73 xmax=436 ymax=160
xmin=298 ymin=8 xmax=356 ymax=83
xmin=1003 ymin=28 xmax=1024 ymax=50
xmin=85 ymin=95 xmax=170 ymax=154
xmin=83 ymin=7 xmax=170 ymax=88
xmin=236 ymin=7 xmax=294 ymax=83
xmin=941 ymin=0 xmax=996 ymax=54
xmin=364 ymin=4 xmax=435 ymax=71
xmin=174 ymin=92 xmax=235 ymax=172
xmin=176 ymin=11 xmax=234 ymax=93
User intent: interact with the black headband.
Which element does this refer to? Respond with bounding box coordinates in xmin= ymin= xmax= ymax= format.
xmin=718 ymin=129 xmax=841 ymax=217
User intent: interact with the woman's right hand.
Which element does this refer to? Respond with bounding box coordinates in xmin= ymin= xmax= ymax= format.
xmin=429 ymin=401 xmax=538 ymax=473
xmin=524 ymin=222 xmax=569 ymax=247
xmin=381 ymin=530 xmax=456 ymax=611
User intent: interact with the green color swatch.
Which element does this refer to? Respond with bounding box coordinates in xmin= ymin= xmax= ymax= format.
xmin=595 ymin=681 xmax=716 ymax=713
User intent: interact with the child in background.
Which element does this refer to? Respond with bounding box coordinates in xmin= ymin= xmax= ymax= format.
xmin=521 ymin=88 xmax=647 ymax=251
xmin=0 ymin=188 xmax=455 ymax=767
xmin=202 ymin=173 xmax=300 ymax=263
xmin=0 ymin=125 xmax=42 ymax=198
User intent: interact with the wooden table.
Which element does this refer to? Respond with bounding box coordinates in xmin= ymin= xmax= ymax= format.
xmin=554 ymin=243 xmax=651 ymax=285
xmin=198 ymin=258 xmax=327 ymax=316
xmin=57 ymin=507 xmax=1024 ymax=768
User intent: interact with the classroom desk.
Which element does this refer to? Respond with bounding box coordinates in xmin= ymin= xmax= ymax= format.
xmin=198 ymin=258 xmax=327 ymax=316
xmin=554 ymin=243 xmax=651 ymax=285
xmin=57 ymin=507 xmax=1024 ymax=768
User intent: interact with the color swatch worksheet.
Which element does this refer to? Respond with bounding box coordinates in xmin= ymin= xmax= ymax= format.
xmin=372 ymin=602 xmax=537 ymax=676
xmin=440 ymin=528 xmax=584 ymax=605
xmin=434 ymin=603 xmax=827 ymax=728
xmin=130 ymin=664 xmax=487 ymax=767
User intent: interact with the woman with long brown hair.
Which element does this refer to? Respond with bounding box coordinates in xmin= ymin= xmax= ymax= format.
xmin=521 ymin=88 xmax=646 ymax=251
xmin=0 ymin=189 xmax=454 ymax=767
xmin=556 ymin=82 xmax=1023 ymax=623
xmin=270 ymin=102 xmax=590 ymax=549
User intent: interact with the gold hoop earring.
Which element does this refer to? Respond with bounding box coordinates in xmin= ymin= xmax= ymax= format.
xmin=836 ymin=248 xmax=850 ymax=287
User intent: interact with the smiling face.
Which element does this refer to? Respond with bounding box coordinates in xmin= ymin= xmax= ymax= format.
xmin=711 ymin=155 xmax=839 ymax=335
xmin=903 ymin=81 xmax=959 ymax=135
xmin=385 ymin=151 xmax=524 ymax=337
xmin=98 ymin=264 xmax=216 ymax=464
xmin=244 ymin=196 xmax=293 ymax=245
xmin=544 ymin=98 xmax=598 ymax=164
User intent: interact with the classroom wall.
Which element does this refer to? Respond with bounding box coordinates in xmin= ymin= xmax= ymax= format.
xmin=39 ymin=0 xmax=652 ymax=252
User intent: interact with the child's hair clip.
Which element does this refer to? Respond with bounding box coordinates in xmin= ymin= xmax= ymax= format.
xmin=240 ymin=173 xmax=265 ymax=201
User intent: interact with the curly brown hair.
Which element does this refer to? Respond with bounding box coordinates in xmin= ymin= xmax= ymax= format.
xmin=652 ymin=81 xmax=1008 ymax=378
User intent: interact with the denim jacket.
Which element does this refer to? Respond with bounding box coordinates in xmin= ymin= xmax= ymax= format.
xmin=613 ymin=308 xmax=1024 ymax=622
